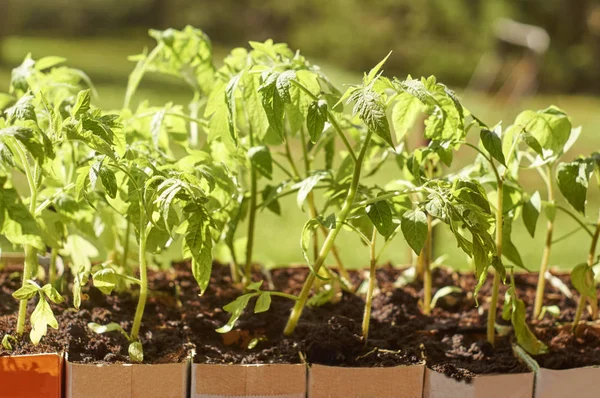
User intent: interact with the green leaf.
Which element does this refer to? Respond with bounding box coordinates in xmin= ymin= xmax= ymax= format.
xmin=34 ymin=56 xmax=66 ymax=71
xmin=571 ymin=263 xmax=596 ymax=298
xmin=512 ymin=297 xmax=548 ymax=355
xmin=41 ymin=284 xmax=64 ymax=304
xmin=184 ymin=203 xmax=213 ymax=295
xmin=502 ymin=218 xmax=525 ymax=269
xmin=522 ymin=191 xmax=542 ymax=238
xmin=300 ymin=218 xmax=328 ymax=280
xmin=92 ymin=268 xmax=117 ymax=295
xmin=557 ymin=159 xmax=593 ymax=214
xmin=365 ymin=51 xmax=392 ymax=85
xmin=261 ymin=185 xmax=281 ymax=215
xmin=481 ymin=128 xmax=506 ymax=166
xmin=5 ymin=94 xmax=37 ymax=122
xmin=12 ymin=283 xmax=39 ymax=301
xmin=296 ymin=172 xmax=328 ymax=210
xmin=99 ymin=167 xmax=118 ymax=199
xmin=30 ymin=297 xmax=58 ymax=345
xmin=401 ymin=209 xmax=428 ymax=255
xmin=521 ymin=132 xmax=544 ymax=158
xmin=366 ymin=200 xmax=394 ymax=237
xmin=276 ymin=70 xmax=296 ymax=104
xmin=129 ymin=341 xmax=144 ymax=363
xmin=350 ymin=89 xmax=394 ymax=147
xmin=515 ymin=107 xmax=571 ymax=156
xmin=72 ymin=89 xmax=92 ymax=118
xmin=258 ymin=72 xmax=285 ymax=139
xmin=391 ymin=92 xmax=423 ymax=142
xmin=216 ymin=293 xmax=255 ymax=333
xmin=307 ymin=100 xmax=328 ymax=143
xmin=2 ymin=335 xmax=17 ymax=351
xmin=254 ymin=293 xmax=272 ymax=313
xmin=248 ymin=146 xmax=273 ymax=180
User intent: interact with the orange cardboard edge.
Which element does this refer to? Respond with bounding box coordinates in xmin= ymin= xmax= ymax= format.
xmin=423 ymin=367 xmax=534 ymax=398
xmin=534 ymin=366 xmax=600 ymax=398
xmin=66 ymin=356 xmax=191 ymax=398
xmin=308 ymin=362 xmax=425 ymax=398
xmin=0 ymin=352 xmax=64 ymax=398
xmin=191 ymin=363 xmax=307 ymax=398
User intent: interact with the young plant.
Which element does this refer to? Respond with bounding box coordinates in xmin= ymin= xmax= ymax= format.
xmin=555 ymin=153 xmax=600 ymax=329
xmin=0 ymin=56 xmax=100 ymax=345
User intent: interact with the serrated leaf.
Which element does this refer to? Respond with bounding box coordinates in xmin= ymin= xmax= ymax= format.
xmin=391 ymin=92 xmax=423 ymax=142
xmin=99 ymin=167 xmax=117 ymax=199
xmin=366 ymin=200 xmax=394 ymax=237
xmin=401 ymin=209 xmax=428 ymax=255
xmin=254 ymin=292 xmax=272 ymax=313
xmin=481 ymin=128 xmax=506 ymax=166
xmin=216 ymin=293 xmax=254 ymax=333
xmin=351 ymin=89 xmax=394 ymax=148
xmin=307 ymin=100 xmax=328 ymax=143
xmin=72 ymin=89 xmax=91 ymax=117
xmin=184 ymin=203 xmax=213 ymax=295
xmin=276 ymin=70 xmax=296 ymax=104
xmin=248 ymin=146 xmax=273 ymax=180
xmin=522 ymin=191 xmax=542 ymax=238
xmin=557 ymin=159 xmax=593 ymax=214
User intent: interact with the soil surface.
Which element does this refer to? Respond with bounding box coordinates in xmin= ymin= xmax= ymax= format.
xmin=1 ymin=262 xmax=599 ymax=380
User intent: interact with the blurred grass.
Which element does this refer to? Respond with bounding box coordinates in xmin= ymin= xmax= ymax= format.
xmin=1 ymin=36 xmax=599 ymax=272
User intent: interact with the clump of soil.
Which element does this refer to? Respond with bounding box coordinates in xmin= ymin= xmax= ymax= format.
xmin=533 ymin=324 xmax=600 ymax=369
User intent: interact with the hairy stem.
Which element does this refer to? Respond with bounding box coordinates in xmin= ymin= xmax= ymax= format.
xmin=487 ymin=178 xmax=504 ymax=346
xmin=284 ymin=131 xmax=373 ymax=336
xmin=572 ymin=210 xmax=600 ymax=330
xmin=422 ymin=214 xmax=433 ymax=315
xmin=533 ymin=165 xmax=555 ymax=319
xmin=14 ymin=144 xmax=37 ymax=337
xmin=362 ymin=228 xmax=377 ymax=342
xmin=130 ymin=222 xmax=151 ymax=341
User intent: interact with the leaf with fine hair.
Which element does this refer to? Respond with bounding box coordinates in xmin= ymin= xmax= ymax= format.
xmin=391 ymin=91 xmax=423 ymax=143
xmin=349 ymin=88 xmax=394 ymax=148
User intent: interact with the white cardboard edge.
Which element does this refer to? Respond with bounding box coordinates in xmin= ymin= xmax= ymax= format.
xmin=534 ymin=366 xmax=600 ymax=398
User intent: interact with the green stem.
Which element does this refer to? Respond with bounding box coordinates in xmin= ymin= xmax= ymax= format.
xmin=130 ymin=222 xmax=151 ymax=341
xmin=556 ymin=205 xmax=594 ymax=237
xmin=422 ymin=214 xmax=433 ymax=315
xmin=573 ymin=210 xmax=600 ymax=330
xmin=14 ymin=143 xmax=37 ymax=337
xmin=284 ymin=131 xmax=374 ymax=336
xmin=533 ymin=165 xmax=555 ymax=319
xmin=487 ymin=178 xmax=504 ymax=346
xmin=49 ymin=247 xmax=58 ymax=287
xmin=122 ymin=221 xmax=131 ymax=272
xmin=362 ymin=228 xmax=377 ymax=342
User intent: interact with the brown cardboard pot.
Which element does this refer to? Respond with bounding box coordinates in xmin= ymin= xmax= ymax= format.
xmin=0 ymin=352 xmax=63 ymax=397
xmin=423 ymin=367 xmax=534 ymax=398
xmin=65 ymin=357 xmax=190 ymax=398
xmin=191 ymin=363 xmax=306 ymax=398
xmin=308 ymin=363 xmax=425 ymax=398
xmin=534 ymin=366 xmax=600 ymax=398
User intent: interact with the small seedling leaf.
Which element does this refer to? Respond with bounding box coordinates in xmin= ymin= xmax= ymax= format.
xmin=254 ymin=292 xmax=272 ymax=313
xmin=30 ymin=297 xmax=58 ymax=345
xmin=216 ymin=293 xmax=255 ymax=333
xmin=12 ymin=283 xmax=39 ymax=301
xmin=92 ymin=268 xmax=118 ymax=295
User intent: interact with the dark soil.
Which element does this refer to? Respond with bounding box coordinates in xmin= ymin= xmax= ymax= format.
xmin=1 ymin=262 xmax=598 ymax=380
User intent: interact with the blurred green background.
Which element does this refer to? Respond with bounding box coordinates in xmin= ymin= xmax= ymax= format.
xmin=1 ymin=0 xmax=599 ymax=271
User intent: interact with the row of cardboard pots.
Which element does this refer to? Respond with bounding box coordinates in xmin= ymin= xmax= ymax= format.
xmin=0 ymin=353 xmax=599 ymax=397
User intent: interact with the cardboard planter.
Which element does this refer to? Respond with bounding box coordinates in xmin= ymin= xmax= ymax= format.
xmin=191 ymin=363 xmax=306 ymax=398
xmin=423 ymin=367 xmax=534 ymax=398
xmin=65 ymin=358 xmax=190 ymax=398
xmin=0 ymin=353 xmax=63 ymax=397
xmin=534 ymin=366 xmax=600 ymax=398
xmin=308 ymin=363 xmax=425 ymax=398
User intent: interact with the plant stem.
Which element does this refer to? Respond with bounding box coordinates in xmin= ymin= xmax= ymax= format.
xmin=244 ymin=120 xmax=258 ymax=286
xmin=362 ymin=228 xmax=377 ymax=342
xmin=130 ymin=222 xmax=151 ymax=341
xmin=284 ymin=131 xmax=373 ymax=336
xmin=14 ymin=144 xmax=37 ymax=337
xmin=122 ymin=220 xmax=131 ymax=272
xmin=487 ymin=178 xmax=504 ymax=346
xmin=422 ymin=214 xmax=433 ymax=315
xmin=49 ymin=247 xmax=58 ymax=287
xmin=572 ymin=210 xmax=600 ymax=330
xmin=533 ymin=165 xmax=555 ymax=319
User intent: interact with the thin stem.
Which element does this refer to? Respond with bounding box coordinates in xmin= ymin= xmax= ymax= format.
xmin=487 ymin=177 xmax=504 ymax=346
xmin=556 ymin=205 xmax=594 ymax=237
xmin=130 ymin=222 xmax=151 ymax=341
xmin=49 ymin=247 xmax=58 ymax=287
xmin=122 ymin=221 xmax=131 ymax=272
xmin=573 ymin=210 xmax=600 ymax=330
xmin=284 ymin=130 xmax=374 ymax=336
xmin=356 ymin=188 xmax=422 ymax=208
xmin=14 ymin=143 xmax=37 ymax=337
xmin=362 ymin=228 xmax=378 ymax=342
xmin=422 ymin=214 xmax=433 ymax=315
xmin=533 ymin=164 xmax=555 ymax=319
xmin=269 ymin=291 xmax=300 ymax=301
xmin=244 ymin=122 xmax=258 ymax=286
